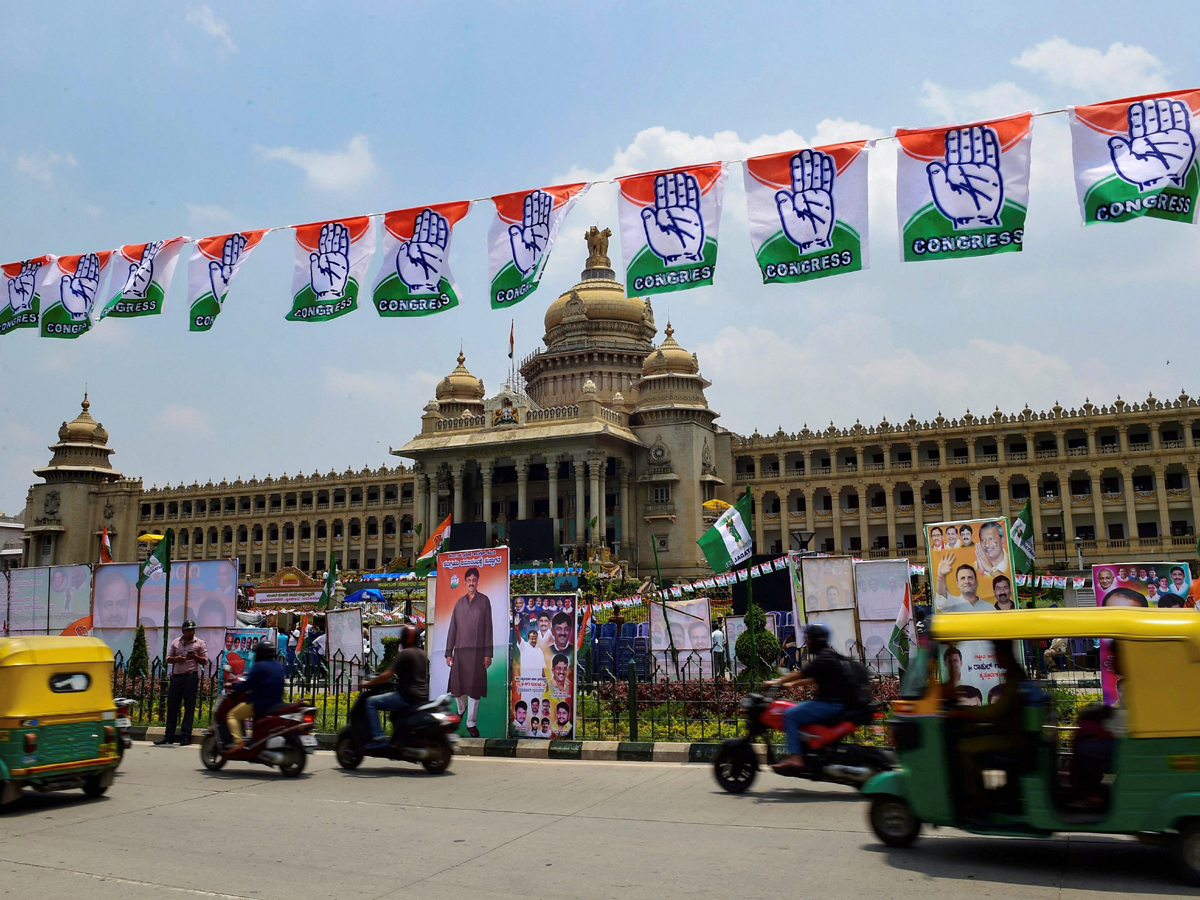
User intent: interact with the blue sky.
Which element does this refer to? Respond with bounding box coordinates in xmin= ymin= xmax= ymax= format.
xmin=2 ymin=2 xmax=1199 ymax=514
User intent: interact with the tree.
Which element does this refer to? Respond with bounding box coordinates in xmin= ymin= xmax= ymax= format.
xmin=128 ymin=624 xmax=150 ymax=680
xmin=734 ymin=602 xmax=780 ymax=683
xmin=379 ymin=636 xmax=401 ymax=673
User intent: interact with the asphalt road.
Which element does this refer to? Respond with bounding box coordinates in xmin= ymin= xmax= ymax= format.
xmin=0 ymin=744 xmax=1190 ymax=899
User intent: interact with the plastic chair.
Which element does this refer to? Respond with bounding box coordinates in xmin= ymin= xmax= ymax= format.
xmin=621 ymin=622 xmax=638 ymax=639
xmin=637 ymin=622 xmax=650 ymax=638
xmin=599 ymin=622 xmax=618 ymax=641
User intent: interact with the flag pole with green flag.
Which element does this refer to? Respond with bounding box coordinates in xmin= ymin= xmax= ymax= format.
xmin=697 ymin=487 xmax=754 ymax=574
xmin=318 ymin=557 xmax=338 ymax=611
xmin=1011 ymin=500 xmax=1035 ymax=575
xmin=137 ymin=530 xmax=173 ymax=666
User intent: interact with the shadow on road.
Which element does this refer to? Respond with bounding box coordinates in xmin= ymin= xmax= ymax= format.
xmin=0 ymin=791 xmax=109 ymax=815
xmin=333 ymin=766 xmax=458 ymax=779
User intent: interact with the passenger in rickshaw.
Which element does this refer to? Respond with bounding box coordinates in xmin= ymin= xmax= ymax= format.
xmin=1069 ymin=641 xmax=1128 ymax=807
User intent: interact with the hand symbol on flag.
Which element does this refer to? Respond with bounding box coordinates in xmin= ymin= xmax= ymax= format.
xmin=209 ymin=233 xmax=246 ymax=303
xmin=775 ymin=149 xmax=836 ymax=252
xmin=122 ymin=240 xmax=162 ymax=299
xmin=508 ymin=190 xmax=552 ymax=276
xmin=1109 ymin=98 xmax=1196 ymax=191
xmin=309 ymin=222 xmax=350 ymax=299
xmin=927 ymin=126 xmax=1004 ymax=229
xmin=7 ymin=260 xmax=41 ymax=312
xmin=60 ymin=253 xmax=100 ymax=320
xmin=397 ymin=208 xmax=448 ymax=294
xmin=641 ymin=171 xmax=705 ymax=264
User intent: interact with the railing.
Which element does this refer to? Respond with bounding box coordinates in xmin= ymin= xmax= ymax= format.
xmin=735 ymin=472 xmax=753 ymax=482
xmin=1035 ymin=449 xmax=1059 ymax=459
xmin=435 ymin=414 xmax=486 ymax=431
xmin=1134 ymin=489 xmax=1156 ymax=500
xmin=892 ymin=460 xmax=912 ymax=468
xmin=1102 ymin=491 xmax=1123 ymax=502
xmin=1068 ymin=447 xmax=1089 ymax=456
xmin=1163 ymin=439 xmax=1186 ymax=449
xmin=1099 ymin=444 xmax=1119 ymax=454
xmin=1168 ymin=487 xmax=1190 ymax=497
xmin=949 ymin=457 xmax=969 ymax=466
xmin=527 ymin=405 xmax=579 ymax=422
xmin=811 ymin=466 xmax=832 ymax=475
xmin=920 ymin=459 xmax=940 ymax=468
xmin=922 ymin=501 xmax=942 ymax=512
xmin=598 ymin=407 xmax=626 ymax=425
xmin=977 ymin=454 xmax=998 ymax=463
xmin=1006 ymin=452 xmax=1028 ymax=461
xmin=837 ymin=464 xmax=857 ymax=474
xmin=1071 ymin=492 xmax=1092 ymax=503
xmin=895 ymin=503 xmax=914 ymax=512
xmin=864 ymin=462 xmax=884 ymax=471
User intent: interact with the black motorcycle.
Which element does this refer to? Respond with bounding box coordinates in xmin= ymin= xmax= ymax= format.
xmin=335 ymin=683 xmax=458 ymax=774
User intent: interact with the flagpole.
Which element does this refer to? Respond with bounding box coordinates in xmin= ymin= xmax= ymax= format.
xmin=161 ymin=528 xmax=174 ymax=666
xmin=650 ymin=534 xmax=680 ymax=680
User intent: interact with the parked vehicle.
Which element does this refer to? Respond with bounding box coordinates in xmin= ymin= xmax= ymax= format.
xmin=113 ymin=696 xmax=137 ymax=761
xmin=200 ymin=687 xmax=316 ymax=777
xmin=335 ymin=684 xmax=457 ymax=774
xmin=0 ymin=636 xmax=122 ymax=805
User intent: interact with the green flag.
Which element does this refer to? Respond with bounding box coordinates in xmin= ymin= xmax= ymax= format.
xmin=697 ymin=489 xmax=753 ymax=573
xmin=318 ymin=558 xmax=338 ymax=611
xmin=136 ymin=537 xmax=169 ymax=589
xmin=1010 ymin=501 xmax=1035 ymax=575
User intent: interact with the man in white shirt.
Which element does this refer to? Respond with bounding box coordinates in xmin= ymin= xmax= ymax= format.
xmin=711 ymin=624 xmax=727 ymax=678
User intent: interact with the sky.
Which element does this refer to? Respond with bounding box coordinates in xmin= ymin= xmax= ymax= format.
xmin=2 ymin=2 xmax=1199 ymax=515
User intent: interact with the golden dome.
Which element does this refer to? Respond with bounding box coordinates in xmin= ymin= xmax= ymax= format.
xmin=435 ymin=351 xmax=485 ymax=402
xmin=58 ymin=394 xmax=109 ymax=444
xmin=543 ymin=278 xmax=648 ymax=333
xmin=642 ymin=322 xmax=698 ymax=376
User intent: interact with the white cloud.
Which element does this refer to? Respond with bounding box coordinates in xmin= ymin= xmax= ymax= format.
xmin=187 ymin=202 xmax=237 ymax=231
xmin=154 ymin=404 xmax=212 ymax=436
xmin=15 ymin=151 xmax=76 ymax=184
xmin=919 ymin=80 xmax=1044 ymax=123
xmin=1013 ymin=38 xmax=1168 ymax=100
xmin=185 ymin=5 xmax=236 ymax=53
xmin=256 ymin=135 xmax=377 ymax=192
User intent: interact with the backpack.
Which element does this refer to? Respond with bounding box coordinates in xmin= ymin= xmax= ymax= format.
xmin=838 ymin=654 xmax=873 ymax=709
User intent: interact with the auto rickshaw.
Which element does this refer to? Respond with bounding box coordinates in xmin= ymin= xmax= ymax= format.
xmin=0 ymin=636 xmax=122 ymax=807
xmin=863 ymin=608 xmax=1200 ymax=884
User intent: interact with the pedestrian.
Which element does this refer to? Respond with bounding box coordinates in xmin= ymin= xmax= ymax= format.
xmin=711 ymin=622 xmax=727 ymax=679
xmin=287 ymin=625 xmax=299 ymax=674
xmin=155 ymin=620 xmax=208 ymax=746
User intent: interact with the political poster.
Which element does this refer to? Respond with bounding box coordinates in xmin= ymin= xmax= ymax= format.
xmin=854 ymin=559 xmax=910 ymax=672
xmin=372 ymin=202 xmax=470 ymax=318
xmin=800 ymin=556 xmax=860 ymax=659
xmin=47 ymin=564 xmax=91 ymax=634
xmin=98 ymin=237 xmax=187 ymax=321
xmin=218 ymin=627 xmax=275 ymax=686
xmin=5 ymin=567 xmax=48 ymax=635
xmin=1070 ymin=90 xmax=1200 ymax=225
xmin=286 ymin=216 xmax=375 ymax=322
xmin=325 ymin=606 xmax=364 ymax=684
xmin=429 ymin=547 xmax=510 ymax=739
xmin=895 ymin=112 xmax=1033 ymax=262
xmin=1092 ymin=561 xmax=1192 ymax=608
xmin=744 ymin=142 xmax=872 ymax=285
xmin=649 ymin=596 xmax=713 ymax=679
xmin=0 ymin=255 xmax=54 ymax=337
xmin=617 ymin=163 xmax=728 ymax=296
xmin=926 ymin=517 xmax=1016 ymax=612
xmin=187 ymin=230 xmax=269 ymax=332
xmin=38 ymin=251 xmax=114 ymax=339
xmin=489 ymin=184 xmax=588 ymax=309
xmin=509 ymin=594 xmax=576 ymax=739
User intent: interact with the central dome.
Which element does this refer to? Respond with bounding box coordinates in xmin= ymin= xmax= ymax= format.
xmin=543 ymin=276 xmax=649 ymax=332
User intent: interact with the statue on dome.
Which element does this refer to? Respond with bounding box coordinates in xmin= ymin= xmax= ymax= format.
xmin=584 ymin=226 xmax=612 ymax=269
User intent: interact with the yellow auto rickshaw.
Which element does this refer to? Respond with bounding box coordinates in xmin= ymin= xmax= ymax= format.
xmin=863 ymin=608 xmax=1200 ymax=884
xmin=0 ymin=636 xmax=122 ymax=806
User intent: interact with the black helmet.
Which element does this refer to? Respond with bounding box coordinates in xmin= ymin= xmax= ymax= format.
xmin=398 ymin=625 xmax=420 ymax=648
xmin=254 ymin=640 xmax=277 ymax=662
xmin=804 ymin=623 xmax=831 ymax=651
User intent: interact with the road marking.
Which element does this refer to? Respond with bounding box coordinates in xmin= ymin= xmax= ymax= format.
xmin=0 ymin=858 xmax=258 ymax=899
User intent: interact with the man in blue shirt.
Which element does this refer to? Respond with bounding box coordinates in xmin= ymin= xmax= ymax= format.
xmin=227 ymin=641 xmax=287 ymax=751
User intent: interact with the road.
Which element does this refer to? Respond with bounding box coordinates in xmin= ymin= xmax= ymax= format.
xmin=0 ymin=744 xmax=1189 ymax=899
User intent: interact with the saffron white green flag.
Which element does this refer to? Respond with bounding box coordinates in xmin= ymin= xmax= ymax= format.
xmin=697 ymin=490 xmax=753 ymax=573
xmin=617 ymin=163 xmax=727 ymax=296
xmin=373 ymin=202 xmax=470 ymax=318
xmin=887 ymin=582 xmax=916 ymax=670
xmin=38 ymin=251 xmax=114 ymax=339
xmin=99 ymin=237 xmax=188 ymax=321
xmin=895 ymin=112 xmax=1033 ymax=262
xmin=188 ymin=230 xmax=269 ymax=332
xmin=416 ymin=514 xmax=452 ymax=576
xmin=488 ymin=183 xmax=588 ymax=309
xmin=287 ymin=216 xmax=375 ymax=322
xmin=1069 ymin=89 xmax=1200 ymax=225
xmin=744 ymin=142 xmax=872 ymax=285
xmin=0 ymin=255 xmax=54 ymax=337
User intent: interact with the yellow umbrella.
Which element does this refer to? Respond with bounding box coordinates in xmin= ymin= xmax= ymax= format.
xmin=702 ymin=499 xmax=731 ymax=511
xmin=138 ymin=533 xmax=166 ymax=543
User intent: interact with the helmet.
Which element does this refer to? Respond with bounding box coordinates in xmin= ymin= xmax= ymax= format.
xmin=398 ymin=625 xmax=420 ymax=648
xmin=254 ymin=640 xmax=277 ymax=662
xmin=804 ymin=623 xmax=831 ymax=651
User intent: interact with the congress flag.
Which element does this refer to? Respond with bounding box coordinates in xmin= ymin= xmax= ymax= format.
xmin=744 ymin=142 xmax=872 ymax=285
xmin=895 ymin=112 xmax=1033 ymax=262
xmin=617 ymin=163 xmax=727 ymax=296
xmin=488 ymin=184 xmax=588 ymax=309
xmin=697 ymin=489 xmax=753 ymax=573
xmin=0 ymin=255 xmax=53 ymax=337
xmin=287 ymin=216 xmax=375 ymax=322
xmin=38 ymin=252 xmax=114 ymax=339
xmin=188 ymin=230 xmax=269 ymax=332
xmin=98 ymin=237 xmax=187 ymax=322
xmin=373 ymin=202 xmax=470 ymax=318
xmin=1069 ymin=89 xmax=1200 ymax=225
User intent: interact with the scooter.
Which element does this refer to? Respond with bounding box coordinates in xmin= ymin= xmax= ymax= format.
xmin=713 ymin=690 xmax=894 ymax=793
xmin=113 ymin=696 xmax=138 ymax=762
xmin=335 ymin=683 xmax=458 ymax=774
xmin=200 ymin=688 xmax=317 ymax=777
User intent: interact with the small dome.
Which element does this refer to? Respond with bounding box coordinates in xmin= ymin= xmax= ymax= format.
xmin=435 ymin=351 xmax=485 ymax=402
xmin=60 ymin=394 xmax=109 ymax=444
xmin=642 ymin=322 xmax=698 ymax=376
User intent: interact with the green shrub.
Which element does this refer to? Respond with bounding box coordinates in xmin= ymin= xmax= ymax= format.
xmin=379 ymin=636 xmax=400 ymax=672
xmin=128 ymin=625 xmax=150 ymax=679
xmin=735 ymin=604 xmax=779 ymax=683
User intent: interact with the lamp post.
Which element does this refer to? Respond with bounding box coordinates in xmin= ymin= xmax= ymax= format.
xmin=790 ymin=529 xmax=816 ymax=555
xmin=1044 ymin=490 xmax=1067 ymax=571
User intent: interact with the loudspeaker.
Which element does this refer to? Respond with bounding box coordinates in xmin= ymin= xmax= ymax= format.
xmin=446 ymin=521 xmax=487 ymax=552
xmin=508 ymin=518 xmax=555 ymax=563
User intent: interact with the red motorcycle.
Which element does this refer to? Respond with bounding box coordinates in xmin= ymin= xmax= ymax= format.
xmin=200 ymin=688 xmax=317 ymax=777
xmin=713 ymin=690 xmax=894 ymax=793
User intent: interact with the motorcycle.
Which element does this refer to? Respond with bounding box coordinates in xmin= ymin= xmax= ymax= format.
xmin=113 ymin=696 xmax=138 ymax=761
xmin=713 ymin=690 xmax=894 ymax=793
xmin=335 ymin=683 xmax=458 ymax=774
xmin=200 ymin=688 xmax=317 ymax=777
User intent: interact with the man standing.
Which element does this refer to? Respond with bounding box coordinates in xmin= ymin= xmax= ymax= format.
xmin=445 ymin=567 xmax=493 ymax=737
xmin=155 ymin=619 xmax=208 ymax=746
xmin=711 ymin=622 xmax=727 ymax=679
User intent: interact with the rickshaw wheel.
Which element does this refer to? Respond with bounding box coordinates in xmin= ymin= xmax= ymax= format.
xmin=1175 ymin=821 xmax=1200 ymax=885
xmin=870 ymin=795 xmax=921 ymax=848
xmin=82 ymin=775 xmax=107 ymax=798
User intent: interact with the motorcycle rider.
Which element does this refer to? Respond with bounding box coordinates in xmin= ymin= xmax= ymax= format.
xmin=227 ymin=640 xmax=287 ymax=752
xmin=764 ymin=623 xmax=852 ymax=774
xmin=360 ymin=625 xmax=428 ymax=750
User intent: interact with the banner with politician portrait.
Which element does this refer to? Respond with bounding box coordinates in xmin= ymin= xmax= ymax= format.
xmin=650 ymin=596 xmax=713 ymax=679
xmin=489 ymin=184 xmax=588 ymax=309
xmin=0 ymin=255 xmax=54 ymax=337
xmin=98 ymin=237 xmax=187 ymax=322
xmin=617 ymin=163 xmax=727 ymax=296
xmin=799 ymin=556 xmax=860 ymax=659
xmin=895 ymin=112 xmax=1033 ymax=262
xmin=508 ymin=594 xmax=576 ymax=739
xmin=1070 ymin=90 xmax=1200 ymax=225
xmin=286 ymin=216 xmax=375 ymax=323
xmin=373 ymin=202 xmax=470 ymax=318
xmin=926 ymin=517 xmax=1016 ymax=613
xmin=1092 ymin=561 xmax=1192 ymax=608
xmin=218 ymin=627 xmax=275 ymax=685
xmin=188 ymin=230 xmax=269 ymax=332
xmin=429 ymin=547 xmax=510 ymax=739
xmin=854 ymin=559 xmax=910 ymax=670
xmin=744 ymin=142 xmax=871 ymax=285
xmin=38 ymin=251 xmax=114 ymax=339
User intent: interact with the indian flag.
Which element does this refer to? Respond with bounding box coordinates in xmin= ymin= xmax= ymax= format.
xmin=887 ymin=581 xmax=916 ymax=670
xmin=697 ymin=490 xmax=753 ymax=573
xmin=416 ymin=514 xmax=452 ymax=576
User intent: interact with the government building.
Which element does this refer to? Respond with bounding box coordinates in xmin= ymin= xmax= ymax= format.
xmin=16 ymin=229 xmax=1200 ymax=581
